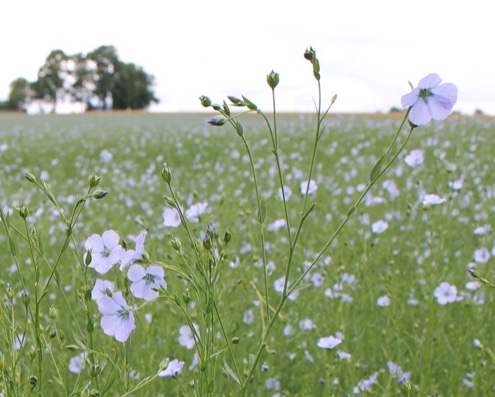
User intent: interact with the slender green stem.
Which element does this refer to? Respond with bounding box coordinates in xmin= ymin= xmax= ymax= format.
xmin=289 ymin=110 xmax=414 ymax=292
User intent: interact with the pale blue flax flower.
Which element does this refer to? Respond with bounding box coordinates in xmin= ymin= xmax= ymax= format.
xmin=85 ymin=230 xmax=124 ymax=274
xmin=96 ymin=291 xmax=136 ymax=342
xmin=127 ymin=264 xmax=167 ymax=300
xmin=158 ymin=358 xmax=185 ymax=378
xmin=401 ymin=73 xmax=457 ymax=126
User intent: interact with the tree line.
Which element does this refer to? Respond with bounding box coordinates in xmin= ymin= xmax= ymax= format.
xmin=1 ymin=45 xmax=158 ymax=112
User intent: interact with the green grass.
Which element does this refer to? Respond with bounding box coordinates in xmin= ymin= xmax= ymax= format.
xmin=1 ymin=112 xmax=495 ymax=396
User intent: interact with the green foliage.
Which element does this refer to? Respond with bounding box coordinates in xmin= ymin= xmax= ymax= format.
xmin=1 ymin=112 xmax=494 ymax=396
xmin=7 ymin=45 xmax=158 ymax=111
xmin=7 ymin=77 xmax=31 ymax=110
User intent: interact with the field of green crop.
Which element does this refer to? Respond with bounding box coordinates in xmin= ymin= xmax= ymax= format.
xmin=1 ymin=112 xmax=495 ymax=396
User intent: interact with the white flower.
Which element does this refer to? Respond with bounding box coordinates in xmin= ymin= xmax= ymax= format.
xmin=158 ymin=358 xmax=185 ymax=378
xmin=371 ymin=220 xmax=388 ymax=234
xmin=434 ymin=282 xmax=457 ymax=305
xmin=300 ymin=180 xmax=317 ymax=195
xmin=337 ymin=350 xmax=351 ymax=360
xmin=299 ymin=318 xmax=316 ymax=330
xmin=85 ymin=230 xmax=125 ymax=274
xmin=317 ymin=335 xmax=342 ymax=349
xmin=120 ymin=230 xmax=149 ymax=270
xmin=127 ymin=265 xmax=167 ymax=300
xmin=448 ymin=178 xmax=464 ymax=191
xmin=91 ymin=279 xmax=115 ymax=301
xmin=422 ymin=194 xmax=446 ymax=207
xmin=404 ymin=149 xmax=424 ymax=167
xmin=277 ymin=186 xmax=292 ymax=201
xmin=473 ymin=225 xmax=491 ymax=235
xmin=96 ymin=292 xmax=136 ymax=342
xmin=473 ymin=248 xmax=490 ymax=264
xmin=68 ymin=352 xmax=88 ymax=374
xmin=387 ymin=361 xmax=411 ymax=383
xmin=99 ymin=149 xmax=113 ymax=163
xmin=178 ymin=324 xmax=197 ymax=349
xmin=163 ymin=208 xmax=181 ymax=227
xmin=267 ymin=219 xmax=286 ymax=232
xmin=376 ymin=295 xmax=390 ymax=307
xmin=401 ymin=73 xmax=457 ymax=126
xmin=185 ymin=202 xmax=208 ymax=222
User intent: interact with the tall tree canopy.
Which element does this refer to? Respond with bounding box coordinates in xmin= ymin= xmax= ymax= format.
xmin=7 ymin=46 xmax=158 ymax=112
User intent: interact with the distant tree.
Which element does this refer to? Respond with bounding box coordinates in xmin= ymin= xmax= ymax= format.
xmin=71 ymin=52 xmax=98 ymax=107
xmin=85 ymin=45 xmax=120 ymax=109
xmin=7 ymin=77 xmax=31 ymax=110
xmin=111 ymin=62 xmax=158 ymax=110
xmin=31 ymin=49 xmax=70 ymax=111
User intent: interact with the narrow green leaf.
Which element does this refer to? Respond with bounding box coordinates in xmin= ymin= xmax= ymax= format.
xmin=242 ymin=96 xmax=258 ymax=111
xmin=8 ymin=236 xmax=16 ymax=256
xmin=369 ymin=154 xmax=385 ymax=182
xmin=257 ymin=195 xmax=266 ymax=224
xmin=223 ymin=359 xmax=242 ymax=386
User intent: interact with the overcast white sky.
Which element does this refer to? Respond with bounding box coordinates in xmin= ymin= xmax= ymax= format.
xmin=1 ymin=0 xmax=493 ymax=114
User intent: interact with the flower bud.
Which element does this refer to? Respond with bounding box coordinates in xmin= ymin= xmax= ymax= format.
xmin=231 ymin=336 xmax=240 ymax=344
xmin=199 ymin=95 xmax=212 ymax=107
xmin=88 ymin=173 xmax=101 ymax=188
xmin=161 ymin=163 xmax=172 ymax=184
xmin=304 ymin=47 xmax=315 ymax=60
xmin=29 ymin=375 xmax=38 ymax=387
xmin=49 ymin=306 xmax=58 ymax=320
xmin=92 ymin=190 xmax=108 ymax=200
xmin=171 ymin=237 xmax=182 ymax=252
xmin=267 ymin=70 xmax=280 ymax=89
xmin=228 ymin=96 xmax=245 ymax=107
xmin=17 ymin=205 xmax=29 ymax=219
xmin=24 ymin=172 xmax=37 ymax=183
xmin=183 ymin=289 xmax=191 ymax=304
xmin=203 ymin=234 xmax=212 ymax=251
xmin=22 ymin=288 xmax=30 ymax=306
xmin=6 ymin=285 xmax=15 ymax=301
xmin=224 ymin=230 xmax=232 ymax=244
xmin=207 ymin=116 xmax=227 ymax=126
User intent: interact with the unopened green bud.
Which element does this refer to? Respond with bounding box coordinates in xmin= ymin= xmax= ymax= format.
xmin=183 ymin=289 xmax=191 ymax=304
xmin=6 ymin=285 xmax=15 ymax=301
xmin=228 ymin=96 xmax=245 ymax=107
xmin=161 ymin=163 xmax=172 ymax=184
xmin=212 ymin=103 xmax=222 ymax=111
xmin=164 ymin=196 xmax=176 ymax=207
xmin=92 ymin=190 xmax=108 ymax=200
xmin=17 ymin=205 xmax=29 ymax=219
xmin=242 ymin=95 xmax=258 ymax=111
xmin=203 ymin=234 xmax=212 ymax=251
xmin=267 ymin=70 xmax=280 ymax=89
xmin=88 ymin=173 xmax=101 ymax=188
xmin=224 ymin=230 xmax=232 ymax=244
xmin=231 ymin=336 xmax=240 ymax=344
xmin=29 ymin=375 xmax=38 ymax=387
xmin=24 ymin=172 xmax=37 ymax=183
xmin=49 ymin=306 xmax=58 ymax=320
xmin=401 ymin=380 xmax=412 ymax=392
xmin=90 ymin=364 xmax=101 ymax=378
xmin=90 ymin=389 xmax=100 ymax=397
xmin=207 ymin=116 xmax=227 ymax=126
xmin=85 ymin=250 xmax=93 ymax=266
xmin=304 ymin=47 xmax=315 ymax=60
xmin=199 ymin=95 xmax=212 ymax=107
xmin=171 ymin=237 xmax=182 ymax=252
xmin=22 ymin=288 xmax=30 ymax=306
